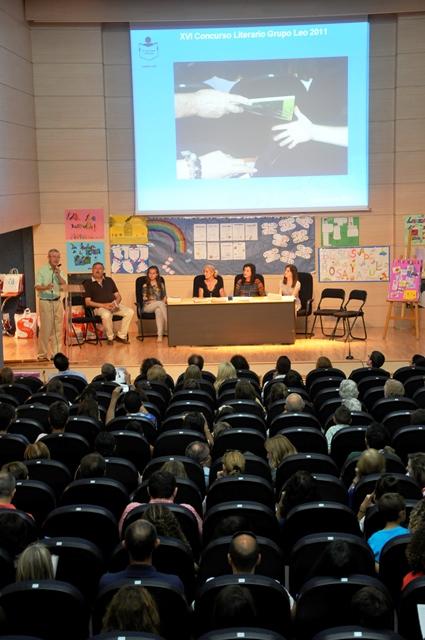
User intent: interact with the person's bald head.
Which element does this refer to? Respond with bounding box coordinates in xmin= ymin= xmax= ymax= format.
xmin=228 ymin=532 xmax=261 ymax=574
xmin=285 ymin=392 xmax=305 ymax=412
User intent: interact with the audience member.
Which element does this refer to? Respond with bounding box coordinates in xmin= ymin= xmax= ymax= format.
xmin=277 ymin=470 xmax=319 ymax=521
xmin=367 ymin=493 xmax=407 ymax=565
xmin=230 ymin=354 xmax=250 ymax=371
xmin=214 ymin=362 xmax=237 ymax=392
xmin=183 ymin=364 xmax=202 ymax=383
xmin=326 ymin=405 xmax=352 ymax=452
xmin=160 ymin=459 xmax=188 ymax=479
xmin=185 ymin=441 xmax=211 ymax=486
xmin=99 ymin=520 xmax=184 ymax=592
xmin=76 ymin=384 xmax=100 ymax=420
xmin=265 ymin=434 xmax=297 ymax=482
xmin=146 ymin=364 xmax=168 ymax=384
xmin=285 ymin=393 xmax=305 ymax=412
xmin=403 ymin=523 xmax=425 ymax=588
xmin=16 ymin=542 xmax=54 ymax=581
xmin=118 ymin=470 xmax=202 ymax=536
xmin=24 ymin=442 xmax=50 ymax=461
xmin=266 ymin=381 xmax=288 ymax=408
xmin=348 ymin=449 xmax=386 ymax=507
xmin=339 ymin=379 xmax=361 ymax=411
xmin=188 ymin=354 xmax=204 ymax=370
xmin=315 ymin=356 xmax=332 ymax=369
xmin=50 ymin=352 xmax=87 ymax=381
xmin=183 ymin=411 xmax=205 ymax=433
xmin=36 ymin=400 xmax=69 ymax=441
xmin=218 ymin=450 xmax=245 ymax=478
xmin=228 ymin=531 xmax=260 ymax=574
xmin=102 ymin=585 xmax=160 ymax=634
xmin=94 ymin=431 xmax=116 ymax=457
xmin=368 ymin=351 xmax=386 ymax=370
xmin=407 ymin=452 xmax=425 ymax=495
xmin=142 ymin=503 xmax=190 ymax=549
xmin=75 ymin=452 xmax=106 ymax=479
xmin=46 ymin=377 xmax=65 ymax=397
xmin=350 ymin=586 xmax=393 ymax=630
xmin=357 ymin=474 xmax=402 ymax=526
xmin=0 ymin=471 xmax=17 ymax=511
xmin=106 ymin=387 xmax=157 ymax=428
xmin=1 ymin=461 xmax=29 ymax=480
xmin=409 ymin=499 xmax=425 ymax=532
xmin=411 ymin=408 xmax=425 ymax=425
xmin=211 ymin=584 xmax=258 ymax=629
xmin=308 ymin=539 xmax=359 ymax=580
xmin=383 ymin=378 xmax=405 ymax=398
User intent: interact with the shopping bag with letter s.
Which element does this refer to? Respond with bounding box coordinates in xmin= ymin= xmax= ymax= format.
xmin=15 ymin=308 xmax=37 ymax=339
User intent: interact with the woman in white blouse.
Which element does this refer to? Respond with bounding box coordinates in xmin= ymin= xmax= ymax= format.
xmin=279 ymin=264 xmax=301 ymax=312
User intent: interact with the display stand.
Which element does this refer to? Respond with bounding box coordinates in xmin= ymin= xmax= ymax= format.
xmin=383 ymin=300 xmax=420 ymax=340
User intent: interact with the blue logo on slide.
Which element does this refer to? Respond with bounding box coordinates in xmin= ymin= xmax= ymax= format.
xmin=139 ymin=37 xmax=158 ymax=61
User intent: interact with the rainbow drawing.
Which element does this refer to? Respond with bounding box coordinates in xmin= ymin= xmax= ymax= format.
xmin=147 ymin=219 xmax=187 ymax=254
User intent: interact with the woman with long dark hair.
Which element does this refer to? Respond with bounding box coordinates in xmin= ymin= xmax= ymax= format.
xmin=234 ymin=263 xmax=265 ymax=297
xmin=141 ymin=265 xmax=167 ymax=342
xmin=279 ymin=264 xmax=301 ymax=311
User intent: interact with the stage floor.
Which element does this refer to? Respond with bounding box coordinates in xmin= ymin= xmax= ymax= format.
xmin=2 ymin=325 xmax=422 ymax=384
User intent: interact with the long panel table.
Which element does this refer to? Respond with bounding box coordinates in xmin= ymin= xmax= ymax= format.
xmin=167 ymin=297 xmax=295 ymax=346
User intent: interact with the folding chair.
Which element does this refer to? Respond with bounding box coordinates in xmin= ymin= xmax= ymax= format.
xmin=311 ymin=288 xmax=345 ymax=338
xmin=331 ymin=289 xmax=367 ymax=341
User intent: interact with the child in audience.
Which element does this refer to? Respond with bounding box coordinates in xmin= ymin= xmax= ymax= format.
xmin=367 ymin=493 xmax=408 ymax=567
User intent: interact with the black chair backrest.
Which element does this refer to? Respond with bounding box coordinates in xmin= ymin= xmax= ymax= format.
xmin=60 ymin=478 xmax=129 ymax=520
xmin=43 ymin=432 xmax=90 ymax=475
xmin=379 ymin=533 xmax=412 ymax=603
xmin=104 ymin=456 xmax=140 ymax=493
xmin=393 ymin=365 xmax=425 ymax=385
xmin=153 ymin=429 xmax=205 ymax=458
xmin=8 ymin=417 xmax=44 ymax=443
xmin=398 ymin=576 xmax=425 ymax=640
xmin=142 ymin=455 xmax=206 ymax=496
xmin=25 ymin=458 xmax=72 ymax=498
xmin=392 ymin=424 xmax=425 ymax=463
xmin=210 ymin=428 xmax=266 ymax=461
xmin=13 ymin=479 xmax=56 ymax=525
xmin=0 ymin=579 xmax=89 ymax=640
xmin=203 ymin=501 xmax=279 ymax=546
xmin=110 ymin=430 xmax=151 ymax=473
xmin=206 ymin=475 xmax=274 ymax=512
xmin=276 ymin=453 xmax=339 ymax=498
xmin=316 ymin=288 xmax=345 ymax=308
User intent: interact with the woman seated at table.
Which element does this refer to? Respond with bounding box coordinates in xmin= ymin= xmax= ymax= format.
xmin=234 ymin=263 xmax=265 ymax=297
xmin=140 ymin=265 xmax=167 ymax=342
xmin=198 ymin=264 xmax=225 ymax=298
xmin=279 ymin=264 xmax=301 ymax=311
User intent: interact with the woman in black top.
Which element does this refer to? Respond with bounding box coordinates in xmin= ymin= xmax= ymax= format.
xmin=198 ymin=264 xmax=225 ymax=298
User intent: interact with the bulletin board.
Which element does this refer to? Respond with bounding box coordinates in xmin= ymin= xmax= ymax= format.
xmin=319 ymin=246 xmax=390 ymax=282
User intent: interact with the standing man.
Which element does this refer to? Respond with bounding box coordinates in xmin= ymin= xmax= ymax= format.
xmin=35 ymin=248 xmax=66 ymax=361
xmin=84 ymin=262 xmax=134 ymax=344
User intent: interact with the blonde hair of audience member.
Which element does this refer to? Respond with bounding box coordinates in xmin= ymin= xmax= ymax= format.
xmin=46 ymin=378 xmax=64 ymax=396
xmin=102 ymin=585 xmax=160 ymax=634
xmin=265 ymin=434 xmax=297 ymax=469
xmin=353 ymin=449 xmax=386 ymax=485
xmin=16 ymin=542 xmax=54 ymax=581
xmin=285 ymin=392 xmax=305 ymax=412
xmin=316 ymin=356 xmax=332 ymax=369
xmin=146 ymin=364 xmax=167 ymax=383
xmin=160 ymin=459 xmax=188 ymax=479
xmin=24 ymin=442 xmax=50 ymax=461
xmin=221 ymin=450 xmax=245 ymax=477
xmin=384 ymin=378 xmax=405 ymax=399
xmin=214 ymin=361 xmax=237 ymax=392
xmin=142 ymin=503 xmax=190 ymax=548
xmin=267 ymin=382 xmax=288 ymax=408
xmin=183 ymin=364 xmax=202 ymax=382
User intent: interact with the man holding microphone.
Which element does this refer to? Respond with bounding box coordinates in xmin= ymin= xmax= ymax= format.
xmin=35 ymin=249 xmax=66 ymax=361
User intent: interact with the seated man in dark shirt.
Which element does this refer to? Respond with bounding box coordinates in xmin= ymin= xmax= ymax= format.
xmin=98 ymin=519 xmax=184 ymax=593
xmin=84 ymin=262 xmax=134 ymax=344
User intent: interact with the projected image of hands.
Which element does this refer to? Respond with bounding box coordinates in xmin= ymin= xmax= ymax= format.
xmin=174 ymin=57 xmax=348 ymax=179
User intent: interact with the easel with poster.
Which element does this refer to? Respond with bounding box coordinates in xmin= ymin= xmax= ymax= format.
xmin=383 ymin=233 xmax=422 ymax=339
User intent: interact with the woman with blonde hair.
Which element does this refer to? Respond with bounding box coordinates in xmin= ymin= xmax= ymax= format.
xmin=16 ymin=542 xmax=54 ymax=581
xmin=219 ymin=450 xmax=246 ymax=477
xmin=265 ymin=434 xmax=297 ymax=481
xmin=214 ymin=361 xmax=237 ymax=393
xmin=24 ymin=442 xmax=50 ymax=461
xmin=198 ymin=264 xmax=225 ymax=298
xmin=102 ymin=585 xmax=160 ymax=634
xmin=348 ymin=448 xmax=386 ymax=508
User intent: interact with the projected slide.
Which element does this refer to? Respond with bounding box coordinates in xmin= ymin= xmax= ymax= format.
xmin=130 ymin=22 xmax=369 ymax=213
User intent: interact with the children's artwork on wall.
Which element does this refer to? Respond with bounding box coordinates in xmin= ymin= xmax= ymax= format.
xmin=109 ymin=215 xmax=148 ymax=245
xmin=319 ymin=246 xmax=389 ymax=282
xmin=65 ymin=209 xmax=104 ymax=240
xmin=404 ymin=214 xmax=425 ymax=246
xmin=388 ymin=258 xmax=423 ymax=302
xmin=321 ymin=216 xmax=359 ymax=247
xmin=66 ymin=242 xmax=105 ymax=272
xmin=110 ymin=245 xmax=149 ymax=274
xmin=146 ymin=215 xmax=315 ymax=275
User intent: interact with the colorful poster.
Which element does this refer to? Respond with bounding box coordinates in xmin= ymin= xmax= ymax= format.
xmin=65 ymin=209 xmax=104 ymax=240
xmin=388 ymin=258 xmax=423 ymax=302
xmin=405 ymin=215 xmax=425 ymax=246
xmin=147 ymin=215 xmax=315 ymax=275
xmin=319 ymin=246 xmax=390 ymax=282
xmin=321 ymin=216 xmax=360 ymax=247
xmin=109 ymin=215 xmax=148 ymax=245
xmin=110 ymin=244 xmax=149 ymax=274
xmin=66 ymin=241 xmax=105 ymax=273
